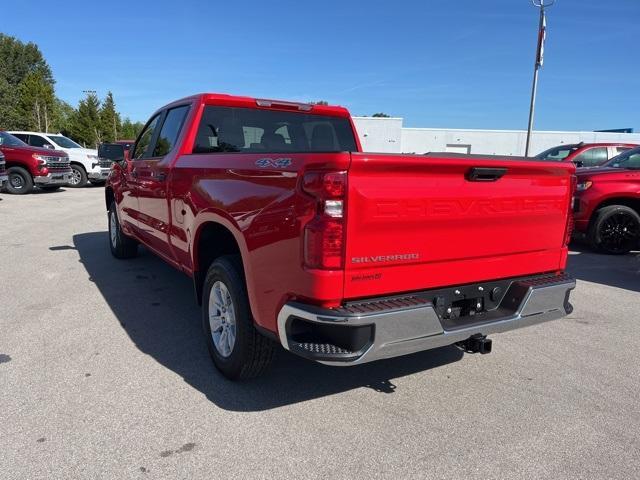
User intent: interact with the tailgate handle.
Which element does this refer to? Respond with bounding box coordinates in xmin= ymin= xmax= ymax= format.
xmin=466 ymin=167 xmax=507 ymax=182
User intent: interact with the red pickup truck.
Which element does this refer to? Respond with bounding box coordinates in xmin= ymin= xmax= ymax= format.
xmin=573 ymin=145 xmax=640 ymax=254
xmin=105 ymin=93 xmax=576 ymax=380
xmin=535 ymin=142 xmax=636 ymax=168
xmin=0 ymin=131 xmax=72 ymax=194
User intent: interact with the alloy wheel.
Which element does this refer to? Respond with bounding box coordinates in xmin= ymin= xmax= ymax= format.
xmin=208 ymin=280 xmax=237 ymax=358
xmin=600 ymin=211 xmax=639 ymax=253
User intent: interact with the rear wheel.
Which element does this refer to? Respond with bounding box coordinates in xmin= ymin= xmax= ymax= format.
xmin=202 ymin=255 xmax=275 ymax=380
xmin=68 ymin=164 xmax=88 ymax=188
xmin=5 ymin=167 xmax=33 ymax=195
xmin=108 ymin=202 xmax=138 ymax=259
xmin=588 ymin=205 xmax=640 ymax=254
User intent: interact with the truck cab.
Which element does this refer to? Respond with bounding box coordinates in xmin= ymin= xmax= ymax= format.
xmin=535 ymin=142 xmax=636 ymax=168
xmin=9 ymin=131 xmax=107 ymax=187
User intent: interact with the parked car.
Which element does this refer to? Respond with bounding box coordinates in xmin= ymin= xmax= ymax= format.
xmin=535 ymin=142 xmax=636 ymax=168
xmin=0 ymin=131 xmax=72 ymax=194
xmin=573 ymin=146 xmax=640 ymax=254
xmin=0 ymin=151 xmax=7 ymax=190
xmin=105 ymin=93 xmax=576 ymax=380
xmin=9 ymin=131 xmax=105 ymax=187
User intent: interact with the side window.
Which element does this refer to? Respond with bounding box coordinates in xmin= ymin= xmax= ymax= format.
xmin=152 ymin=105 xmax=189 ymax=157
xmin=29 ymin=135 xmax=53 ymax=148
xmin=616 ymin=147 xmax=632 ymax=155
xmin=11 ymin=133 xmax=28 ymax=143
xmin=573 ymin=147 xmax=608 ymax=167
xmin=132 ymin=114 xmax=161 ymax=160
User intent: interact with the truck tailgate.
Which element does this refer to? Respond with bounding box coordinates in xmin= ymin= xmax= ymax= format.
xmin=344 ymin=153 xmax=574 ymax=298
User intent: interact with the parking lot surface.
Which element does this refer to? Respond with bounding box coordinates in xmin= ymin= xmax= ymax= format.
xmin=1 ymin=187 xmax=639 ymax=479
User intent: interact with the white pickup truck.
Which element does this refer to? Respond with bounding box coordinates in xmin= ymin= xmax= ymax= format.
xmin=9 ymin=131 xmax=109 ymax=187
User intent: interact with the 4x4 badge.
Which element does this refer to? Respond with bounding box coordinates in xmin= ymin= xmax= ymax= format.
xmin=255 ymin=157 xmax=292 ymax=168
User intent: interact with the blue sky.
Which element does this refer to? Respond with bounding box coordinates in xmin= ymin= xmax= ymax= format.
xmin=5 ymin=0 xmax=639 ymax=130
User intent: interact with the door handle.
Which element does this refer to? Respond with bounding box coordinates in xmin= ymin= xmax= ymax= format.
xmin=466 ymin=167 xmax=507 ymax=182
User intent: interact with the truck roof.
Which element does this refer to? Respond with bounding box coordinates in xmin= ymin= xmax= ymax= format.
xmin=159 ymin=93 xmax=352 ymax=119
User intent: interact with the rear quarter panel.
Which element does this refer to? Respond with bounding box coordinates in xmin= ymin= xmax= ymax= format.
xmin=171 ymin=151 xmax=351 ymax=332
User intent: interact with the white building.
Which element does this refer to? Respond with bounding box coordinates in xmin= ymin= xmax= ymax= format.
xmin=352 ymin=116 xmax=640 ymax=156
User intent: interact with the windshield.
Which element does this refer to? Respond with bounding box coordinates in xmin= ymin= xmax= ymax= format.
xmin=535 ymin=145 xmax=579 ymax=161
xmin=604 ymin=147 xmax=640 ymax=170
xmin=48 ymin=135 xmax=82 ymax=148
xmin=0 ymin=131 xmax=28 ymax=147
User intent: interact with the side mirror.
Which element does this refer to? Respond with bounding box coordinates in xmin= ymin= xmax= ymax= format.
xmin=98 ymin=144 xmax=126 ymax=164
xmin=43 ymin=144 xmax=54 ymax=149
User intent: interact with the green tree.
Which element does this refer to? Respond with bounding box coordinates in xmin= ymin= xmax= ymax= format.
xmin=0 ymin=34 xmax=55 ymax=130
xmin=72 ymin=93 xmax=102 ymax=147
xmin=0 ymin=34 xmax=53 ymax=86
xmin=372 ymin=112 xmax=391 ymax=118
xmin=0 ymin=77 xmax=21 ymax=129
xmin=17 ymin=71 xmax=56 ymax=131
xmin=99 ymin=91 xmax=121 ymax=142
xmin=120 ymin=118 xmax=144 ymax=140
xmin=50 ymin=99 xmax=77 ymax=135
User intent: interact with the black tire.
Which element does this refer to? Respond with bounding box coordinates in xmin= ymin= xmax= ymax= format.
xmin=108 ymin=202 xmax=138 ymax=259
xmin=5 ymin=166 xmax=34 ymax=195
xmin=588 ymin=205 xmax=640 ymax=255
xmin=89 ymin=180 xmax=106 ymax=186
xmin=68 ymin=164 xmax=88 ymax=188
xmin=202 ymin=255 xmax=275 ymax=380
xmin=39 ymin=186 xmax=61 ymax=192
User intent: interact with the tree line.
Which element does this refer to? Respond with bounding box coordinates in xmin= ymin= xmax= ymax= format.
xmin=0 ymin=33 xmax=144 ymax=147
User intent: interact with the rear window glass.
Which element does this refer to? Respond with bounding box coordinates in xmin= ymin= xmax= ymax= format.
xmin=193 ymin=106 xmax=357 ymax=154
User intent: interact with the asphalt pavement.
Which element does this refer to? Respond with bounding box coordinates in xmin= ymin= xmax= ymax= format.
xmin=1 ymin=186 xmax=639 ymax=479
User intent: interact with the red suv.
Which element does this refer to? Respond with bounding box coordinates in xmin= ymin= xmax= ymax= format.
xmin=573 ymin=146 xmax=640 ymax=254
xmin=535 ymin=142 xmax=636 ymax=168
xmin=0 ymin=131 xmax=72 ymax=194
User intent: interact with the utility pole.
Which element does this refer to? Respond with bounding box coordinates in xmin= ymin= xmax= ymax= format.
xmin=525 ymin=0 xmax=554 ymax=157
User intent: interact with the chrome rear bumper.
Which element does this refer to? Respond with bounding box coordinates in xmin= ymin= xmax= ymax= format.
xmin=277 ymin=274 xmax=575 ymax=366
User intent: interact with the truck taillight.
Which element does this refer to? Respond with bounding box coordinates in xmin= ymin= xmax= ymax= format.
xmin=564 ymin=175 xmax=577 ymax=246
xmin=302 ymin=171 xmax=347 ymax=269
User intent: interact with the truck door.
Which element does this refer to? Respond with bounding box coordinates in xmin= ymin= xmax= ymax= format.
xmin=120 ymin=113 xmax=162 ymax=234
xmin=134 ymin=105 xmax=190 ymax=262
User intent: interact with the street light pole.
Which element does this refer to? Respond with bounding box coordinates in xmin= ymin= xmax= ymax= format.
xmin=524 ymin=0 xmax=554 ymax=157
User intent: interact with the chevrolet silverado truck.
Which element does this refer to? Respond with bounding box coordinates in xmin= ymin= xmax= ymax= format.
xmin=105 ymin=93 xmax=577 ymax=380
xmin=9 ymin=131 xmax=104 ymax=187
xmin=573 ymin=145 xmax=640 ymax=254
xmin=0 ymin=131 xmax=72 ymax=194
xmin=535 ymin=142 xmax=636 ymax=168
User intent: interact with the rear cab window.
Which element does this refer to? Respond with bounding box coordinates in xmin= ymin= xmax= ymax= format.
xmin=192 ymin=106 xmax=357 ymax=154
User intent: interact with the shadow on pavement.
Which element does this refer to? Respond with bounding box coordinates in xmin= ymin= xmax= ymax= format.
xmin=65 ymin=231 xmax=464 ymax=411
xmin=567 ymin=244 xmax=640 ymax=293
